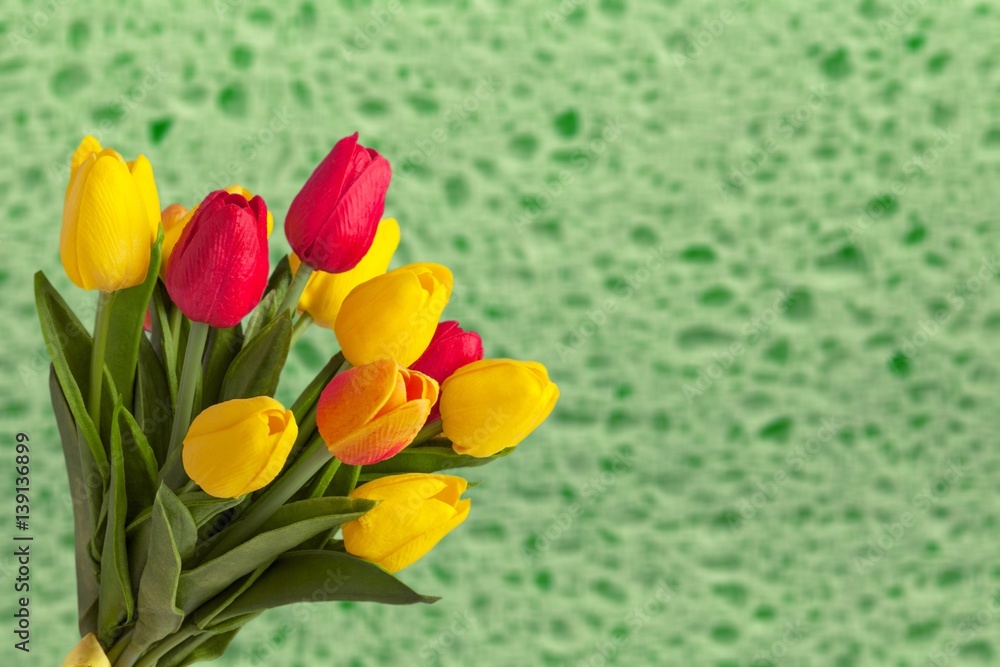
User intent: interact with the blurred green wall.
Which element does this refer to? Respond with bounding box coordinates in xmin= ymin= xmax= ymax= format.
xmin=2 ymin=0 xmax=999 ymax=664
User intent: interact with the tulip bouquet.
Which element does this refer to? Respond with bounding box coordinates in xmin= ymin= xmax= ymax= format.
xmin=39 ymin=133 xmax=558 ymax=666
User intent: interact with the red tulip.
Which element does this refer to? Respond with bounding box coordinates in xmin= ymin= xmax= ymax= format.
xmin=285 ymin=132 xmax=392 ymax=273
xmin=165 ymin=190 xmax=270 ymax=328
xmin=410 ymin=321 xmax=484 ymax=422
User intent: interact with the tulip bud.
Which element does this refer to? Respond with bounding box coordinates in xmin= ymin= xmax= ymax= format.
xmin=62 ymin=633 xmax=110 ymax=667
xmin=161 ymin=184 xmax=273 ymax=273
xmin=285 ymin=132 xmax=392 ymax=273
xmin=165 ymin=190 xmax=270 ymax=327
xmin=440 ymin=359 xmax=559 ymax=457
xmin=316 ymin=359 xmax=437 ymax=465
xmin=335 ymin=263 xmax=453 ymax=367
xmin=183 ymin=396 xmax=298 ymax=498
xmin=60 ymin=137 xmax=161 ymax=291
xmin=290 ymin=217 xmax=400 ymax=328
xmin=411 ymin=321 xmax=484 ymax=422
xmin=342 ymin=473 xmax=470 ymax=573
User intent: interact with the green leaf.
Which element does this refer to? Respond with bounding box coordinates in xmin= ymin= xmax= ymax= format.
xmin=129 ymin=485 xmax=197 ymax=653
xmin=105 ymin=232 xmax=163 ymax=409
xmin=361 ymin=445 xmax=514 ymax=477
xmin=219 ymin=311 xmax=291 ymax=401
xmin=116 ymin=408 xmax=160 ymax=524
xmin=242 ymin=256 xmax=293 ymax=343
xmin=135 ymin=335 xmax=173 ymax=467
xmin=97 ymin=403 xmax=135 ymax=646
xmin=267 ymin=254 xmax=293 ymax=296
xmin=150 ymin=283 xmax=179 ymax=403
xmin=177 ymin=497 xmax=374 ymax=613
xmin=34 ymin=272 xmax=109 ymax=491
xmin=162 ymin=625 xmax=249 ymax=667
xmin=257 ymin=496 xmax=373 ymax=533
xmin=242 ymin=291 xmax=277 ymax=344
xmin=200 ymin=325 xmax=243 ymax=409
xmin=212 ymin=550 xmax=438 ymax=624
xmin=49 ymin=369 xmax=100 ymax=637
xmin=179 ymin=492 xmax=246 ymax=530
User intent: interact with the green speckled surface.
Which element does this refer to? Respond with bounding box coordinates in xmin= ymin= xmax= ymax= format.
xmin=2 ymin=0 xmax=1000 ymax=665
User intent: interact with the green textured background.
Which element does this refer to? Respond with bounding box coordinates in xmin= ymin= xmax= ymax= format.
xmin=2 ymin=0 xmax=1000 ymax=664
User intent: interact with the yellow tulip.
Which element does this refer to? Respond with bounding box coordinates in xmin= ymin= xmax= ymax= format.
xmin=183 ymin=397 xmax=298 ymax=498
xmin=161 ymin=184 xmax=274 ymax=272
xmin=290 ymin=218 xmax=400 ymax=328
xmin=440 ymin=359 xmax=559 ymax=457
xmin=316 ymin=358 xmax=437 ymax=465
xmin=70 ymin=136 xmax=160 ymax=241
xmin=335 ymin=263 xmax=453 ymax=367
xmin=61 ymin=139 xmax=158 ymax=292
xmin=342 ymin=473 xmax=470 ymax=573
xmin=62 ymin=633 xmax=110 ymax=667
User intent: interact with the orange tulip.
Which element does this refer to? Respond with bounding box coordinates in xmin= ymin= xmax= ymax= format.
xmin=316 ymin=359 xmax=438 ymax=466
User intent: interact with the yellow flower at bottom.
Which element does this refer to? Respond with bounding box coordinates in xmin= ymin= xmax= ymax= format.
xmin=62 ymin=633 xmax=110 ymax=667
xmin=183 ymin=397 xmax=298 ymax=498
xmin=440 ymin=359 xmax=559 ymax=458
xmin=342 ymin=473 xmax=470 ymax=573
xmin=290 ymin=218 xmax=400 ymax=328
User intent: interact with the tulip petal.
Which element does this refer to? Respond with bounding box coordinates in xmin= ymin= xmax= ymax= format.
xmin=70 ymin=135 xmax=102 ymax=179
xmin=62 ymin=632 xmax=111 ymax=667
xmin=294 ymin=217 xmax=400 ymax=328
xmin=327 ymin=399 xmax=430 ymax=466
xmin=316 ymin=359 xmax=398 ymax=444
xmin=69 ymin=151 xmax=151 ymax=291
xmin=60 ymin=152 xmax=98 ymax=288
xmin=441 ymin=359 xmax=557 ymax=457
xmin=375 ymin=498 xmax=471 ymax=573
xmin=128 ymin=154 xmax=161 ymax=241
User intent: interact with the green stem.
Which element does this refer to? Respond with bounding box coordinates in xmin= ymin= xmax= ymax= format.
xmin=159 ymin=320 xmax=210 ymax=488
xmin=277 ymin=263 xmax=313 ymax=317
xmin=169 ymin=303 xmax=183 ymax=345
xmin=200 ymin=432 xmax=333 ymax=563
xmin=291 ymin=312 xmax=313 ymax=344
xmin=88 ymin=291 xmax=114 ymax=432
xmin=412 ymin=419 xmax=443 ymax=445
xmin=329 ymin=464 xmax=361 ymax=497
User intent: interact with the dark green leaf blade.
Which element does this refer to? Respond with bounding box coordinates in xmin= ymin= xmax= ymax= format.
xmin=135 ymin=335 xmax=173 ymax=467
xmin=49 ymin=369 xmax=100 ymax=637
xmin=219 ymin=312 xmax=291 ymax=401
xmin=105 ymin=232 xmax=163 ymax=408
xmin=177 ymin=497 xmax=374 ymax=613
xmin=97 ymin=404 xmax=134 ymax=646
xmin=212 ymin=550 xmax=438 ymax=624
xmin=361 ymin=445 xmax=514 ymax=478
xmin=117 ymin=408 xmax=160 ymax=524
xmin=200 ymin=325 xmax=243 ymax=409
